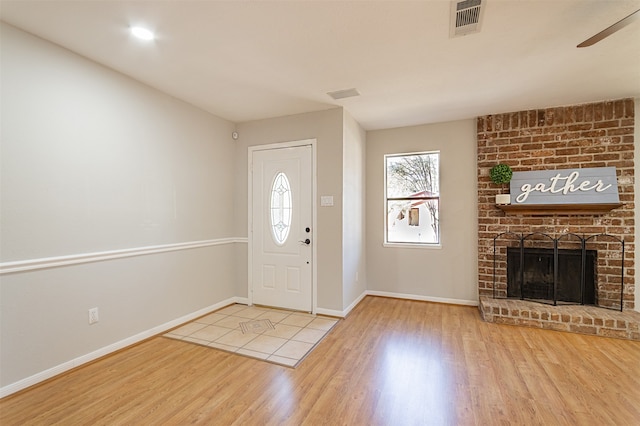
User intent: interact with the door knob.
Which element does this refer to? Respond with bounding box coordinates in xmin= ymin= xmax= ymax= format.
xmin=299 ymin=239 xmax=311 ymax=245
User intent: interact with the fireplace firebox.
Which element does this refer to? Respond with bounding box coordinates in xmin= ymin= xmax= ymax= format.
xmin=492 ymin=232 xmax=626 ymax=311
xmin=507 ymin=247 xmax=596 ymax=305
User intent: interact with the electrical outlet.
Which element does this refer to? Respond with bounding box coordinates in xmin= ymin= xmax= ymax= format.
xmin=88 ymin=307 xmax=99 ymax=325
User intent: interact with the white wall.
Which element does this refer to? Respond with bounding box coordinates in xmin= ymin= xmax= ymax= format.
xmin=342 ymin=110 xmax=367 ymax=310
xmin=235 ymin=108 xmax=345 ymax=312
xmin=0 ymin=24 xmax=238 ymax=391
xmin=366 ymin=119 xmax=478 ymax=304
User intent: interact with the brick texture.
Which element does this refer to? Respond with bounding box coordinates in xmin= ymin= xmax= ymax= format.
xmin=477 ymin=99 xmax=635 ymax=311
xmin=479 ymin=297 xmax=640 ymax=341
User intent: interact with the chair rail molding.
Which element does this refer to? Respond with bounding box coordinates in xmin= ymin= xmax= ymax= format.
xmin=0 ymin=237 xmax=249 ymax=275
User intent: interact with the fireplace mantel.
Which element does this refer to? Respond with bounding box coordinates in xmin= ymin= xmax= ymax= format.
xmin=496 ymin=203 xmax=623 ymax=215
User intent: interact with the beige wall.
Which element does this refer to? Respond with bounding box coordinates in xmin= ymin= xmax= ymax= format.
xmin=342 ymin=110 xmax=367 ymax=309
xmin=366 ymin=119 xmax=478 ymax=304
xmin=0 ymin=24 xmax=238 ymax=389
xmin=234 ymin=108 xmax=345 ymax=312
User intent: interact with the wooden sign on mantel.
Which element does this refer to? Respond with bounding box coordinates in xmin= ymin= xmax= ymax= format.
xmin=510 ymin=167 xmax=620 ymax=205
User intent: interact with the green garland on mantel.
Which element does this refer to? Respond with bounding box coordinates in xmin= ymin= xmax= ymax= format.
xmin=489 ymin=164 xmax=513 ymax=185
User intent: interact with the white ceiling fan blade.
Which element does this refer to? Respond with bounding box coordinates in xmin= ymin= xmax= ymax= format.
xmin=577 ymin=9 xmax=639 ymax=48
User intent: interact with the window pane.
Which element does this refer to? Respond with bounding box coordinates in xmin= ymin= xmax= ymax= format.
xmin=387 ymin=199 xmax=439 ymax=244
xmin=270 ymin=172 xmax=292 ymax=245
xmin=385 ymin=152 xmax=440 ymax=245
xmin=386 ymin=153 xmax=439 ymax=198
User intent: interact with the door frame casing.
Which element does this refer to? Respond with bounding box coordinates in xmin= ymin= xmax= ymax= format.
xmin=248 ymin=139 xmax=317 ymax=314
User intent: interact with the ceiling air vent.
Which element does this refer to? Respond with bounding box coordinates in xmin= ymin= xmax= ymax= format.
xmin=327 ymin=88 xmax=360 ymax=100
xmin=450 ymin=0 xmax=485 ymax=38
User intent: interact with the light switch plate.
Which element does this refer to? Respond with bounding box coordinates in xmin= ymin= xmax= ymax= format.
xmin=320 ymin=196 xmax=334 ymax=207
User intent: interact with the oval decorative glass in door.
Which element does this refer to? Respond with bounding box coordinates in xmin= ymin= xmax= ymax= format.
xmin=270 ymin=172 xmax=292 ymax=245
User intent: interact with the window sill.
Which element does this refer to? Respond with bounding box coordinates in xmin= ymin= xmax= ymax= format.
xmin=383 ymin=242 xmax=442 ymax=250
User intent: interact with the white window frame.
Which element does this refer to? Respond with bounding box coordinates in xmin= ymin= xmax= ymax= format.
xmin=384 ymin=151 xmax=441 ymax=249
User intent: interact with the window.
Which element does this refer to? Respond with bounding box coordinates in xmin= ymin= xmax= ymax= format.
xmin=270 ymin=172 xmax=292 ymax=245
xmin=385 ymin=151 xmax=440 ymax=245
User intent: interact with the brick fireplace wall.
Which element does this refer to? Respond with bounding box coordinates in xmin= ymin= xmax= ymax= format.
xmin=477 ymin=98 xmax=635 ymax=311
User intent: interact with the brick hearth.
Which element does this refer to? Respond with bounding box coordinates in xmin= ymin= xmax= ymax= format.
xmin=480 ymin=297 xmax=640 ymax=341
xmin=477 ymin=98 xmax=637 ymax=340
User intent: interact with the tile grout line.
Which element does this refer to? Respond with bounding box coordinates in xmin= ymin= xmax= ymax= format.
xmin=163 ymin=304 xmax=339 ymax=367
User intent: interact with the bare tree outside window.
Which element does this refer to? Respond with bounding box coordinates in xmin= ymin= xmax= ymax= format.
xmin=385 ymin=152 xmax=440 ymax=244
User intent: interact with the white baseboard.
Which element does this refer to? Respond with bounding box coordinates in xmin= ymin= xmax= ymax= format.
xmin=315 ymin=290 xmax=478 ymax=318
xmin=1 ymin=292 xmax=477 ymax=398
xmin=0 ymin=296 xmax=243 ymax=399
xmin=315 ymin=291 xmax=366 ymax=317
xmin=343 ymin=291 xmax=369 ymax=316
xmin=315 ymin=307 xmax=345 ymax=317
xmin=234 ymin=297 xmax=249 ymax=305
xmin=365 ymin=290 xmax=479 ymax=307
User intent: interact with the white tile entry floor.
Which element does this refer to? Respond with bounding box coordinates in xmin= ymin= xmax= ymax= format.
xmin=163 ymin=304 xmax=339 ymax=367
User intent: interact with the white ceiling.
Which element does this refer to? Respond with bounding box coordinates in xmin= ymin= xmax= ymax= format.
xmin=1 ymin=0 xmax=639 ymax=130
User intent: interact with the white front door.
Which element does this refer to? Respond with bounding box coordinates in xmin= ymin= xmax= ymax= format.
xmin=250 ymin=144 xmax=313 ymax=312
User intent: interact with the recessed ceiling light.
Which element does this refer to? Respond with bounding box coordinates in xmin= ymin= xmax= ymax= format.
xmin=131 ymin=26 xmax=155 ymax=41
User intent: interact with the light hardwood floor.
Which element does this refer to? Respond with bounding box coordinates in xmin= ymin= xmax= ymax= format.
xmin=1 ymin=296 xmax=639 ymax=425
